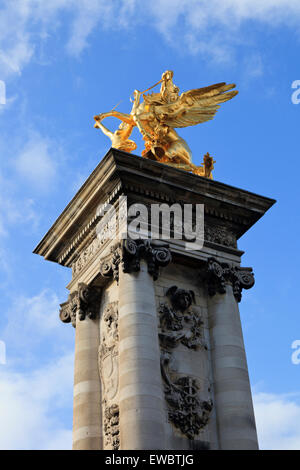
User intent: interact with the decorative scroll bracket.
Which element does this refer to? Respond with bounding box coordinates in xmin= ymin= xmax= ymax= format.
xmin=99 ymin=238 xmax=172 ymax=283
xmin=59 ymin=283 xmax=102 ymax=327
xmin=200 ymin=257 xmax=255 ymax=302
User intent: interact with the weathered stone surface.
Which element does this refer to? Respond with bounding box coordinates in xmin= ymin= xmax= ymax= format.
xmin=99 ymin=238 xmax=171 ymax=282
xmin=200 ymin=257 xmax=255 ymax=302
xmin=33 ymin=150 xmax=275 ymax=450
xmin=59 ymin=283 xmax=102 ymax=327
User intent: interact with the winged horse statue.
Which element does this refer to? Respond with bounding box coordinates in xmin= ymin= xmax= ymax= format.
xmin=94 ymin=71 xmax=238 ymax=178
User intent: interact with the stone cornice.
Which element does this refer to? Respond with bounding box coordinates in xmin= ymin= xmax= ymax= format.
xmin=33 ymin=149 xmax=275 ymax=266
xmin=124 ymin=183 xmax=248 ymax=227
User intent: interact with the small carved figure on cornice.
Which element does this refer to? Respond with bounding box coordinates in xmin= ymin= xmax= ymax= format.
xmin=199 ymin=257 xmax=255 ymax=302
xmin=59 ymin=283 xmax=102 ymax=327
xmin=99 ymin=238 xmax=172 ymax=282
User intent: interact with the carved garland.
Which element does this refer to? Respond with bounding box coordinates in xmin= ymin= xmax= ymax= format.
xmin=99 ymin=238 xmax=172 ymax=283
xmin=103 ymin=403 xmax=120 ymax=450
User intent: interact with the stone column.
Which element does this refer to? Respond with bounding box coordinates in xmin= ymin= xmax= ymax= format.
xmin=73 ymin=314 xmax=102 ymax=450
xmin=60 ymin=283 xmax=102 ymax=450
xmin=208 ymin=284 xmax=258 ymax=450
xmin=118 ymin=259 xmax=166 ymax=450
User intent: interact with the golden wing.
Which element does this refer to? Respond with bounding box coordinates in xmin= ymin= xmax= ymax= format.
xmin=154 ymin=82 xmax=238 ymax=128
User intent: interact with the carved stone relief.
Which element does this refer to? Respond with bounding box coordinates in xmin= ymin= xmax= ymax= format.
xmin=204 ymin=224 xmax=237 ymax=248
xmin=99 ymin=302 xmax=119 ymax=402
xmin=158 ymin=285 xmax=212 ymax=439
xmin=103 ymin=402 xmax=120 ymax=450
xmin=159 ymin=285 xmax=207 ymax=352
xmin=98 ymin=302 xmax=120 ymax=450
xmin=73 ymin=237 xmax=100 ymax=276
xmin=164 ymin=375 xmax=213 ymax=440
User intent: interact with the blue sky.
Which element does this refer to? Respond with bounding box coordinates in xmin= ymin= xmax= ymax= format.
xmin=0 ymin=0 xmax=300 ymax=450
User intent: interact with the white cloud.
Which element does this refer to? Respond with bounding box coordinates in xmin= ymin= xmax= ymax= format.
xmin=0 ymin=352 xmax=73 ymax=450
xmin=243 ymin=53 xmax=264 ymax=80
xmin=14 ymin=132 xmax=57 ymax=189
xmin=2 ymin=289 xmax=74 ymax=368
xmin=65 ymin=0 xmax=114 ymax=57
xmin=0 ymin=195 xmax=37 ymax=237
xmin=144 ymin=0 xmax=300 ymax=64
xmin=2 ymin=0 xmax=300 ymax=78
xmin=4 ymin=289 xmax=61 ymax=340
xmin=0 ymin=289 xmax=74 ymax=449
xmin=0 ymin=0 xmax=115 ymax=77
xmin=0 ymin=168 xmax=39 ymax=240
xmin=148 ymin=0 xmax=300 ymax=31
xmin=253 ymin=392 xmax=300 ymax=450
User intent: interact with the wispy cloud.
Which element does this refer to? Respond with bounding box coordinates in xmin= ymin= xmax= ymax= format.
xmin=0 ymin=352 xmax=73 ymax=450
xmin=0 ymin=287 xmax=74 ymax=449
xmin=0 ymin=0 xmax=115 ymax=77
xmin=3 ymin=290 xmax=61 ymax=346
xmin=1 ymin=288 xmax=74 ymax=371
xmin=145 ymin=0 xmax=300 ymax=65
xmin=253 ymin=391 xmax=300 ymax=449
xmin=0 ymin=168 xmax=39 ymax=239
xmin=14 ymin=132 xmax=58 ymax=190
xmin=1 ymin=0 xmax=300 ymax=78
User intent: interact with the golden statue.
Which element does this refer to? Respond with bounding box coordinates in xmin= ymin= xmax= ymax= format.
xmin=94 ymin=71 xmax=237 ymax=178
xmin=94 ymin=118 xmax=137 ymax=153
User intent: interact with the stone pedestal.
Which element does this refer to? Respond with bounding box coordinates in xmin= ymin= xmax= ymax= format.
xmin=34 ymin=149 xmax=275 ymax=450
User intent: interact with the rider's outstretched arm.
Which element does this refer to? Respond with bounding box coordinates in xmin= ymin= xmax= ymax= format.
xmin=94 ymin=121 xmax=114 ymax=141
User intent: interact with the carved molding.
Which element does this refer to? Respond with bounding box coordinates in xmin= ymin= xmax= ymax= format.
xmin=72 ymin=236 xmax=101 ymax=277
xmin=99 ymin=239 xmax=172 ymax=282
xmin=126 ymin=199 xmax=238 ymax=250
xmin=124 ymin=182 xmax=249 ymax=227
xmin=158 ymin=285 xmax=212 ymax=439
xmin=58 ymin=182 xmax=123 ymax=266
xmin=204 ymin=224 xmax=237 ymax=249
xmin=59 ymin=283 xmax=102 ymax=327
xmin=200 ymin=257 xmax=255 ymax=302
